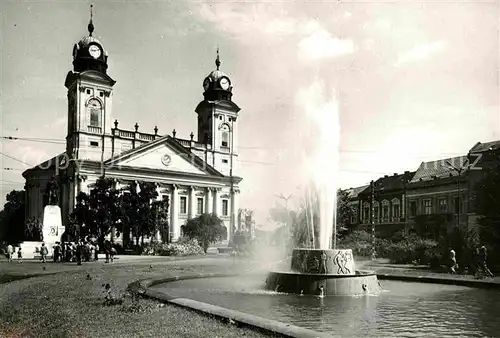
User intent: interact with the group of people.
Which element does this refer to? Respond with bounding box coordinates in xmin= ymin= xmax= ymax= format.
xmin=5 ymin=244 xmax=22 ymax=263
xmin=449 ymin=245 xmax=494 ymax=278
xmin=50 ymin=241 xmax=100 ymax=264
xmin=5 ymin=239 xmax=118 ymax=265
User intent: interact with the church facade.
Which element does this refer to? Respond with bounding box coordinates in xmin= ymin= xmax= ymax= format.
xmin=22 ymin=15 xmax=242 ymax=243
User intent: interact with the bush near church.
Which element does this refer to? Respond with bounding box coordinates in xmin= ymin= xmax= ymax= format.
xmin=141 ymin=238 xmax=204 ymax=256
xmin=181 ymin=213 xmax=226 ymax=253
xmin=231 ymin=230 xmax=254 ymax=256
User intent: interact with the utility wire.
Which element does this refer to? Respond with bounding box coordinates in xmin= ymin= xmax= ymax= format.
xmin=0 ymin=151 xmax=33 ymax=167
xmin=0 ymin=135 xmax=469 ymax=157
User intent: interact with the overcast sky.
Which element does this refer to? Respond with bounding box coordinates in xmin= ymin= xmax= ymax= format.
xmin=1 ymin=1 xmax=499 ymax=227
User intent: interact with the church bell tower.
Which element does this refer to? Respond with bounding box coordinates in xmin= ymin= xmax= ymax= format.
xmin=64 ymin=5 xmax=116 ymax=163
xmin=195 ymin=50 xmax=240 ymax=176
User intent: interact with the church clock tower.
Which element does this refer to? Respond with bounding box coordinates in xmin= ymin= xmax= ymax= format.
xmin=64 ymin=5 xmax=116 ymax=163
xmin=195 ymin=50 xmax=240 ymax=176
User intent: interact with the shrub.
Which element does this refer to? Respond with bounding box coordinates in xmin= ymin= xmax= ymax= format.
xmin=141 ymin=238 xmax=204 ymax=256
xmin=386 ymin=234 xmax=440 ymax=265
xmin=337 ymin=230 xmax=391 ymax=258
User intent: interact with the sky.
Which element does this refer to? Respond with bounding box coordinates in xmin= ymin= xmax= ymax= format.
xmin=1 ymin=0 xmax=499 ymax=228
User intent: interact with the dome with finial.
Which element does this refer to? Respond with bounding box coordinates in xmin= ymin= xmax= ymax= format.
xmin=205 ymin=48 xmax=228 ymax=82
xmin=72 ymin=4 xmax=109 ymax=74
xmin=202 ymin=48 xmax=233 ymax=101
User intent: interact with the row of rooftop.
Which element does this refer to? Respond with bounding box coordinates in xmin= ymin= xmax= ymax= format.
xmin=345 ymin=139 xmax=500 ymax=198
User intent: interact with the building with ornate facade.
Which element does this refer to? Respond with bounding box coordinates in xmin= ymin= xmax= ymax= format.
xmin=22 ymin=15 xmax=243 ymax=243
xmin=345 ymin=140 xmax=500 ymax=238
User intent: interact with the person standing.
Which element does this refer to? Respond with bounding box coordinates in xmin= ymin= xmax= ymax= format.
xmin=17 ymin=247 xmax=23 ymax=263
xmin=40 ymin=243 xmax=48 ymax=263
xmin=449 ymin=248 xmax=458 ymax=274
xmin=76 ymin=241 xmax=82 ymax=266
xmin=94 ymin=243 xmax=99 ymax=261
xmin=477 ymin=245 xmax=494 ymax=278
xmin=7 ymin=244 xmax=13 ymax=262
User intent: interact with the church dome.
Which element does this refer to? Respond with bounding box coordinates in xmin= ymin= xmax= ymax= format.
xmin=206 ymin=69 xmax=227 ymax=82
xmin=77 ymin=36 xmax=108 ymax=56
xmin=202 ymin=49 xmax=233 ymax=102
xmin=72 ymin=5 xmax=109 ymax=74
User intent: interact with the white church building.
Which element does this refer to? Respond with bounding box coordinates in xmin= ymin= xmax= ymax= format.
xmin=22 ymin=13 xmax=242 ymax=243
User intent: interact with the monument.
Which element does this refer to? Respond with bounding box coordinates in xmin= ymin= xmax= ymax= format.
xmin=20 ymin=176 xmax=65 ymax=258
xmin=41 ymin=177 xmax=65 ymax=252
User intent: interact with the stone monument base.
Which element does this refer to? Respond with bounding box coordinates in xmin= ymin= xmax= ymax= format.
xmin=42 ymin=205 xmax=65 ymax=250
xmin=18 ymin=241 xmax=44 ymax=259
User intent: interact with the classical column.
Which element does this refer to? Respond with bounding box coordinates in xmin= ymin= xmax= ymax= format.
xmin=155 ymin=183 xmax=162 ymax=242
xmin=206 ymin=188 xmax=213 ymax=214
xmin=188 ymin=186 xmax=196 ymax=219
xmin=213 ymin=188 xmax=219 ymax=216
xmin=231 ymin=189 xmax=239 ymax=233
xmin=171 ymin=185 xmax=179 ymax=242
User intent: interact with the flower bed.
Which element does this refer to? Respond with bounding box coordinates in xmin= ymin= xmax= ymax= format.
xmin=142 ymin=239 xmax=204 ymax=257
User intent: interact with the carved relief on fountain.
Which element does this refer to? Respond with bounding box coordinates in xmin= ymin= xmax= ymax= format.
xmin=291 ymin=249 xmax=356 ymax=276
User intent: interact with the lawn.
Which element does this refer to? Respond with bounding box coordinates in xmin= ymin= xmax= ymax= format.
xmin=0 ymin=256 xmax=279 ymax=338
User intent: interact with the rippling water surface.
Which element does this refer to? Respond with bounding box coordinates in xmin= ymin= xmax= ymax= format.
xmin=152 ymin=276 xmax=500 ymax=337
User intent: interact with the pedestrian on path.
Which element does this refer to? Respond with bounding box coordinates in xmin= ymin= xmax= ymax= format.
xmin=449 ymin=248 xmax=458 ymax=274
xmin=476 ymin=245 xmax=494 ymax=278
xmin=40 ymin=243 xmax=48 ymax=263
xmin=17 ymin=247 xmax=23 ymax=263
xmin=7 ymin=244 xmax=13 ymax=262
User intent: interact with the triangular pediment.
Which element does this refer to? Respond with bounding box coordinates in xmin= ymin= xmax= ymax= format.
xmin=105 ymin=136 xmax=223 ymax=177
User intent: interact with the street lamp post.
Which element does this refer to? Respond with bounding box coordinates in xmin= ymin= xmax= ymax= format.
xmin=370 ymin=180 xmax=376 ymax=261
xmin=276 ymin=193 xmax=293 ymax=226
xmin=445 ymin=155 xmax=471 ymax=229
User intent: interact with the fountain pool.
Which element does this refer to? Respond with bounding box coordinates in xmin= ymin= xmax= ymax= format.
xmin=151 ymin=275 xmax=500 ymax=337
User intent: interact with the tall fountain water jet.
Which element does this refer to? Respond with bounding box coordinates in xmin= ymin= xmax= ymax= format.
xmin=265 ymin=81 xmax=379 ymax=296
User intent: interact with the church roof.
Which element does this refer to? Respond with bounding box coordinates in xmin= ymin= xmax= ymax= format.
xmin=22 ymin=153 xmax=67 ymax=178
xmin=206 ymin=69 xmax=227 ymax=81
xmin=104 ymin=135 xmax=226 ymax=177
xmin=77 ymin=36 xmax=108 ymax=56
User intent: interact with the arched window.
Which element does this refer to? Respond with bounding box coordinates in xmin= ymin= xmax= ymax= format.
xmin=373 ymin=201 xmax=380 ymax=223
xmin=391 ymin=198 xmax=401 ymax=220
xmin=381 ymin=200 xmax=390 ymax=222
xmin=88 ymin=99 xmax=102 ymax=127
xmin=220 ymin=123 xmax=230 ymax=147
xmin=221 ymin=132 xmax=229 ymax=147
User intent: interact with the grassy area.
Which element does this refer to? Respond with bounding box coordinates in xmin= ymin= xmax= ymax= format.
xmin=0 ymin=258 xmax=278 ymax=338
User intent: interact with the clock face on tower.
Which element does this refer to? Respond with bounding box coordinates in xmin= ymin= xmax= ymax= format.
xmin=89 ymin=44 xmax=102 ymax=59
xmin=219 ymin=77 xmax=230 ymax=90
xmin=203 ymin=78 xmax=210 ymax=91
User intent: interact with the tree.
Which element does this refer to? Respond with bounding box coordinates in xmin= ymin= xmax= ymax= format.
xmin=151 ymin=196 xmax=170 ymax=243
xmin=336 ymin=189 xmax=356 ymax=238
xmin=82 ymin=177 xmax=122 ymax=242
xmin=119 ymin=181 xmax=159 ymax=247
xmin=25 ymin=217 xmax=43 ymax=241
xmin=475 ymin=165 xmax=500 ymax=265
xmin=70 ymin=191 xmax=95 ymax=239
xmin=0 ymin=190 xmax=26 ymax=244
xmin=181 ymin=213 xmax=226 ymax=253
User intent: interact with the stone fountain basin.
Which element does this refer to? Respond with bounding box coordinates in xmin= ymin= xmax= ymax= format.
xmin=265 ymin=248 xmax=380 ymax=296
xmin=265 ymin=270 xmax=379 ymax=296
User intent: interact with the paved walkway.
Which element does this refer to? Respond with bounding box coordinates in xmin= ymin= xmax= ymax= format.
xmin=363 ymin=260 xmax=500 ymax=286
xmin=2 ymin=254 xmax=499 ymax=285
